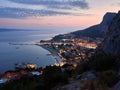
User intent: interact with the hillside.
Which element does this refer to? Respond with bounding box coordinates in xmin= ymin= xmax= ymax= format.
xmin=52 ymin=12 xmax=116 ymax=41
xmin=71 ymin=12 xmax=116 ymax=38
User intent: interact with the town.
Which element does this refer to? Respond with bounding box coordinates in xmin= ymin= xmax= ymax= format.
xmin=37 ymin=37 xmax=102 ymax=70
xmin=0 ymin=37 xmax=102 ymax=85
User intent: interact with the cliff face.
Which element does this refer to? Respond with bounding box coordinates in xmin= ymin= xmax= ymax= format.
xmin=101 ymin=11 xmax=120 ymax=58
xmin=100 ymin=12 xmax=117 ymax=34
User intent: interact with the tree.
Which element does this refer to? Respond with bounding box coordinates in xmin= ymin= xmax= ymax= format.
xmin=42 ymin=66 xmax=68 ymax=89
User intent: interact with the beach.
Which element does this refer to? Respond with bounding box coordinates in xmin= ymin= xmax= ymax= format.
xmin=36 ymin=44 xmax=59 ymax=56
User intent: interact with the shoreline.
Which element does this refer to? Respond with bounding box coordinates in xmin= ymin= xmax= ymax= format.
xmin=36 ymin=44 xmax=59 ymax=56
xmin=36 ymin=44 xmax=62 ymax=64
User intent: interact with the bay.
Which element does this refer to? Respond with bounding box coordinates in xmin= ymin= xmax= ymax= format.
xmin=0 ymin=29 xmax=60 ymax=73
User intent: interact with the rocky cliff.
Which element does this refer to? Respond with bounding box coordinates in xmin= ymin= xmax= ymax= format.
xmin=100 ymin=11 xmax=120 ymax=58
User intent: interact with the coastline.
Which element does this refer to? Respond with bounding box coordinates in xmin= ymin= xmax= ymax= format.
xmin=36 ymin=44 xmax=62 ymax=64
xmin=37 ymin=44 xmax=59 ymax=56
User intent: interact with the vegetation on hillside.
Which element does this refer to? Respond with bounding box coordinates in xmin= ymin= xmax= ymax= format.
xmin=0 ymin=66 xmax=68 ymax=90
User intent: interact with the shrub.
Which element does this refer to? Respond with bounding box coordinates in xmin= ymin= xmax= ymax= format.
xmin=98 ymin=70 xmax=119 ymax=87
xmin=89 ymin=51 xmax=115 ymax=71
xmin=42 ymin=66 xmax=68 ymax=89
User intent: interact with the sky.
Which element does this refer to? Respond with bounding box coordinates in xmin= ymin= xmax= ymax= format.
xmin=0 ymin=0 xmax=120 ymax=32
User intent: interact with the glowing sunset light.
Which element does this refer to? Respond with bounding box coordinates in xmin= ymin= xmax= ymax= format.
xmin=0 ymin=0 xmax=119 ymax=31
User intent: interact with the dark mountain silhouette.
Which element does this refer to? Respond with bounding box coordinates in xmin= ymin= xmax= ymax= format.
xmin=52 ymin=12 xmax=116 ymax=41
xmin=71 ymin=12 xmax=116 ymax=38
xmin=100 ymin=11 xmax=120 ymax=58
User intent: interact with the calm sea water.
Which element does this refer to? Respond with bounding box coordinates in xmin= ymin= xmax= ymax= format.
xmin=0 ymin=29 xmax=61 ymax=73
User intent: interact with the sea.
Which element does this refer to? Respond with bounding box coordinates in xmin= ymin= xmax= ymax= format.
xmin=0 ymin=29 xmax=64 ymax=73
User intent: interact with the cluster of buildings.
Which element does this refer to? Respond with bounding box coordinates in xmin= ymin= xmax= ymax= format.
xmin=0 ymin=63 xmax=42 ymax=84
xmin=0 ymin=37 xmax=101 ymax=84
xmin=15 ymin=63 xmax=37 ymax=70
xmin=39 ymin=37 xmax=102 ymax=71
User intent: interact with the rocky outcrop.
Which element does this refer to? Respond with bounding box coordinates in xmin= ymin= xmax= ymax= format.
xmin=101 ymin=11 xmax=120 ymax=58
xmin=100 ymin=12 xmax=117 ymax=33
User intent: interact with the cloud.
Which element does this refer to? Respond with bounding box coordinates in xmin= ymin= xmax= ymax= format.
xmin=8 ymin=0 xmax=89 ymax=9
xmin=0 ymin=7 xmax=90 ymax=18
xmin=0 ymin=0 xmax=90 ymax=18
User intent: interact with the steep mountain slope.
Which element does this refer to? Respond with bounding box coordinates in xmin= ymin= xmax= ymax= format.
xmin=71 ymin=12 xmax=116 ymax=38
xmin=52 ymin=12 xmax=116 ymax=41
xmin=101 ymin=11 xmax=120 ymax=58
